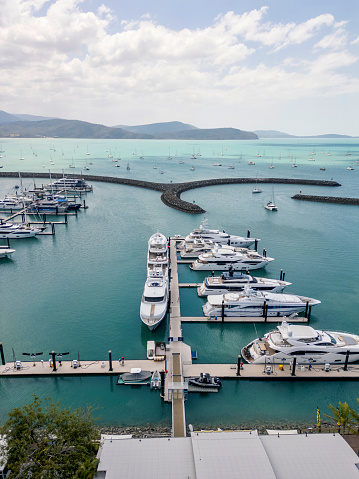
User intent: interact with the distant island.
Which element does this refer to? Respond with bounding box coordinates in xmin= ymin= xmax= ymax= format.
xmin=0 ymin=111 xmax=257 ymax=140
xmin=0 ymin=110 xmax=354 ymax=139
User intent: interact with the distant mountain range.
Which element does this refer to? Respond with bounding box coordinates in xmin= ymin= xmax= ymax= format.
xmin=0 ymin=110 xmax=354 ymax=139
xmin=254 ymin=130 xmax=353 ymax=139
xmin=0 ymin=111 xmax=257 ymax=140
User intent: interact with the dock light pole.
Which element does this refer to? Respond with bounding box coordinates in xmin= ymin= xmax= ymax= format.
xmin=0 ymin=343 xmax=5 ymax=366
xmin=291 ymin=357 xmax=297 ymax=376
xmin=343 ymin=350 xmax=350 ymax=371
xmin=109 ymin=350 xmax=113 ymax=371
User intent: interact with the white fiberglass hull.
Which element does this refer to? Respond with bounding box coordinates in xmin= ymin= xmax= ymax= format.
xmin=242 ymin=341 xmax=359 ymax=365
xmin=203 ymin=303 xmax=308 ymax=317
xmin=198 ymin=283 xmax=289 ymax=296
xmin=203 ymin=293 xmax=320 ymax=318
xmin=0 ymin=228 xmax=40 ymax=239
xmin=140 ymin=300 xmax=168 ymax=330
xmin=0 ymin=248 xmax=15 ymax=258
xmin=191 ymin=258 xmax=273 ymax=271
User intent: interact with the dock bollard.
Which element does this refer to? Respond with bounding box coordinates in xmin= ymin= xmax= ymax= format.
xmin=0 ymin=343 xmax=5 ymax=365
xmin=109 ymin=350 xmax=113 ymax=371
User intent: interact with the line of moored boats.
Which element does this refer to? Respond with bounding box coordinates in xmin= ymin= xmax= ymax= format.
xmin=140 ymin=220 xmax=359 ymax=366
xmin=0 ymin=176 xmax=92 ymax=258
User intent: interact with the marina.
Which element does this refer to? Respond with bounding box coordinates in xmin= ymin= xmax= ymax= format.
xmin=1 ymin=235 xmax=358 ymax=438
xmin=0 ymin=137 xmax=358 ymax=431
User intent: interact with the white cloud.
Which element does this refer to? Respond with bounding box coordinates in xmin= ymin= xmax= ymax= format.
xmin=0 ymin=0 xmax=358 ymax=133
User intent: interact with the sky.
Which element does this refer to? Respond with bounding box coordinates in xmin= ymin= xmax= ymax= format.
xmin=1 ymin=0 xmax=359 ymax=135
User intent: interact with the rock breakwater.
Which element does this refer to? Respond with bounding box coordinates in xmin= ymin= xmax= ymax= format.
xmin=0 ymin=172 xmax=341 ymax=214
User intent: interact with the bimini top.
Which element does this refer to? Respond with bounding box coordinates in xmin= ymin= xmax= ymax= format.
xmin=278 ymin=322 xmax=319 ymax=341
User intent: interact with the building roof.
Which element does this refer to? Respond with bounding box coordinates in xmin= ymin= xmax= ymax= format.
xmin=95 ymin=431 xmax=359 ymax=479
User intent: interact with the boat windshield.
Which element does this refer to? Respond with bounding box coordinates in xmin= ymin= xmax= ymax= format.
xmin=144 ymin=296 xmax=164 ymax=302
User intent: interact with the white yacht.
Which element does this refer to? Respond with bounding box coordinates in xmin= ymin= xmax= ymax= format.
xmin=44 ymin=177 xmax=93 ymax=192
xmin=28 ymin=196 xmax=69 ymax=214
xmin=140 ymin=269 xmax=168 ymax=330
xmin=0 ymin=195 xmax=33 ymax=211
xmin=182 ymin=220 xmax=259 ymax=248
xmin=198 ymin=272 xmax=291 ymax=296
xmin=141 ymin=233 xmax=169 ymax=330
xmin=265 ymin=201 xmax=278 ymax=211
xmin=0 ymin=221 xmax=45 ymax=238
xmin=180 ymin=239 xmax=248 ymax=259
xmin=147 ymin=232 xmax=169 ymax=275
xmin=190 ymin=246 xmax=274 ymax=271
xmin=203 ymin=290 xmax=320 ymax=318
xmin=241 ymin=321 xmax=359 ymax=365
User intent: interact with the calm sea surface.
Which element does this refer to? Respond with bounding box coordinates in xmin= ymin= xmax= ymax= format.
xmin=0 ymin=137 xmax=358 ymax=427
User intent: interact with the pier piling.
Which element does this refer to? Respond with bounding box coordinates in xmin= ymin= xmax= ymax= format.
xmin=50 ymin=351 xmax=57 ymax=372
xmin=291 ymin=358 xmax=297 ymax=376
xmin=108 ymin=350 xmax=113 ymax=371
xmin=344 ymin=350 xmax=350 ymax=371
xmin=237 ymin=355 xmax=241 ymax=377
xmin=0 ymin=343 xmax=5 ymax=365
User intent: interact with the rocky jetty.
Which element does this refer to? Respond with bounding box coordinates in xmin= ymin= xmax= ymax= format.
xmin=292 ymin=194 xmax=359 ymax=205
xmin=0 ymin=172 xmax=341 ymax=214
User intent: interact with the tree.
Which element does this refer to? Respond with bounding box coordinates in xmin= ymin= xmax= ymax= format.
xmin=0 ymin=396 xmax=99 ymax=479
xmin=325 ymin=401 xmax=351 ymax=434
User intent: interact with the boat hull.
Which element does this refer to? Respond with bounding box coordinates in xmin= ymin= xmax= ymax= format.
xmin=191 ymin=259 xmax=273 ymax=271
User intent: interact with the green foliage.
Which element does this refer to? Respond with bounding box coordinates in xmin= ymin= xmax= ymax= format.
xmin=0 ymin=396 xmax=99 ymax=479
xmin=325 ymin=400 xmax=359 ymax=434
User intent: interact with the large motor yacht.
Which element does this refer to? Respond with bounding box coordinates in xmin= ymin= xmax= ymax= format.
xmin=44 ymin=177 xmax=93 ymax=192
xmin=140 ymin=268 xmax=168 ymax=330
xmin=0 ymin=195 xmax=33 ymax=211
xmin=147 ymin=232 xmax=169 ymax=275
xmin=181 ymin=220 xmax=259 ymax=248
xmin=181 ymin=239 xmax=249 ymax=258
xmin=141 ymin=232 xmax=169 ymax=330
xmin=241 ymin=321 xmax=359 ymax=365
xmin=190 ymin=246 xmax=274 ymax=271
xmin=203 ymin=289 xmax=321 ymax=318
xmin=0 ymin=221 xmax=45 ymax=239
xmin=198 ymin=272 xmax=291 ymax=296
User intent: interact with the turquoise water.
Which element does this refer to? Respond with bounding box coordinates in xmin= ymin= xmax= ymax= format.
xmin=0 ymin=137 xmax=358 ymax=427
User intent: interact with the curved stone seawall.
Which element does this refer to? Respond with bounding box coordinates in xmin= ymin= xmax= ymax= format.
xmin=292 ymin=194 xmax=359 ymax=205
xmin=0 ymin=172 xmax=341 ymax=214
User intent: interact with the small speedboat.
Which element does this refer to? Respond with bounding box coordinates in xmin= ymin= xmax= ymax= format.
xmin=120 ymin=368 xmax=152 ymax=384
xmin=0 ymin=248 xmax=15 ymax=258
xmin=150 ymin=370 xmax=162 ymax=389
xmin=188 ymin=373 xmax=222 ymax=389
